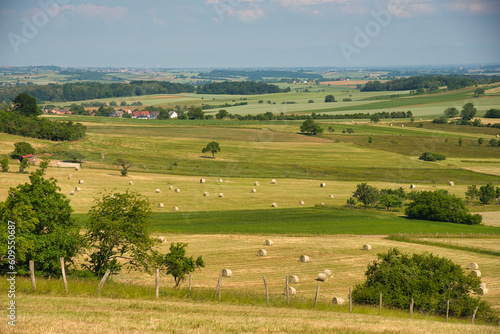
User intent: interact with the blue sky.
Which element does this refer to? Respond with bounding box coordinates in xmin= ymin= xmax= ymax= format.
xmin=1 ymin=0 xmax=499 ymax=68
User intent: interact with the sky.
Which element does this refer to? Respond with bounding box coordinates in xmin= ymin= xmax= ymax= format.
xmin=0 ymin=0 xmax=499 ymax=68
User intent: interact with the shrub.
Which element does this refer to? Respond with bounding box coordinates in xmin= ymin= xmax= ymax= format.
xmin=419 ymin=152 xmax=446 ymax=161
xmin=352 ymin=248 xmax=497 ymax=322
xmin=13 ymin=142 xmax=35 ymax=156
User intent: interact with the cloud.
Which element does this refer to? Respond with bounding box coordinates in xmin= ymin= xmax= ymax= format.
xmin=152 ymin=18 xmax=167 ymax=26
xmin=60 ymin=4 xmax=127 ymax=21
xmin=451 ymin=0 xmax=499 ymax=14
xmin=233 ymin=8 xmax=265 ymax=21
xmin=206 ymin=0 xmax=266 ymax=22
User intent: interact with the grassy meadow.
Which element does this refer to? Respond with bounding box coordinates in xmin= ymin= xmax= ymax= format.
xmin=2 ymin=83 xmax=500 ymax=332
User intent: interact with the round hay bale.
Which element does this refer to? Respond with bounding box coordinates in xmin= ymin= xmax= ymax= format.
xmin=75 ymin=187 xmax=81 ymax=192
xmin=172 ymin=206 xmax=179 ymax=212
xmin=200 ymin=179 xmax=206 ymax=183
xmin=158 ymin=203 xmax=164 ymax=208
xmin=471 ymin=270 xmax=481 ymax=277
xmin=175 ymin=188 xmax=181 ymax=193
xmin=264 ymin=239 xmax=273 ymax=246
xmin=251 ymin=189 xmax=257 ymax=193
xmin=323 ymin=269 xmax=332 ymax=278
xmin=75 ymin=166 xmax=80 ymax=171
xmin=79 ymin=180 xmax=84 ymax=184
xmin=328 ymin=194 xmax=334 ymax=199
xmin=320 ymin=182 xmax=326 ymax=187
xmin=158 ymin=236 xmax=166 ymax=243
xmin=169 ymin=185 xmax=174 ymax=190
xmin=401 ymin=124 xmax=404 ymax=127
xmin=271 ymin=203 xmax=278 ymax=207
xmin=478 ymin=287 xmax=489 ymax=295
xmin=155 ymin=189 xmax=161 ymax=193
xmin=68 ymin=174 xmax=72 ymax=179
xmin=449 ymin=181 xmax=455 ymax=186
xmin=217 ymin=178 xmax=223 ymax=183
xmin=332 ymin=297 xmax=345 ymax=305
xmin=129 ymin=181 xmax=134 ymax=186
xmin=254 ymin=181 xmax=260 ymax=186
xmin=319 ymin=202 xmax=325 ymax=206
xmin=288 ymin=275 xmax=299 ymax=284
xmin=222 ymin=269 xmax=232 ymax=277
xmin=317 ymin=273 xmax=329 ymax=282
xmin=390 ymin=124 xmax=393 ymax=127
xmin=219 ymin=193 xmax=224 ymax=198
xmin=480 ymin=283 xmax=487 ymax=289
xmin=363 ymin=244 xmax=372 ymax=251
xmin=257 ymin=249 xmax=267 ymax=257
xmin=469 ymin=262 xmax=479 ymax=270
xmin=69 ymin=191 xmax=75 ymax=196
xmin=410 ymin=184 xmax=416 ymax=189
xmin=271 ymin=179 xmax=277 ymax=184
xmin=203 ymin=192 xmax=209 ymax=197
xmin=285 ymin=286 xmax=296 ymax=295
xmin=299 ymin=201 xmax=304 ymax=205
xmin=299 ymin=255 xmax=309 ymax=263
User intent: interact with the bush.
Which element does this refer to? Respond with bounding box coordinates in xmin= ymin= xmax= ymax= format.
xmin=484 ymin=108 xmax=500 ymax=118
xmin=352 ymin=248 xmax=497 ymax=322
xmin=13 ymin=142 xmax=35 ymax=156
xmin=419 ymin=152 xmax=446 ymax=161
xmin=405 ymin=190 xmax=482 ymax=225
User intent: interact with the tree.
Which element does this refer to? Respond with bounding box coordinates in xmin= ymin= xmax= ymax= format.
xmin=352 ymin=248 xmax=495 ymax=321
xmin=13 ymin=142 xmax=35 ymax=156
xmin=120 ymin=101 xmax=127 ymax=106
xmin=461 ymin=103 xmax=477 ymax=121
xmin=39 ymin=157 xmax=50 ymax=175
xmin=485 ymin=109 xmax=500 ymax=118
xmin=474 ymin=87 xmax=485 ymax=97
xmin=346 ymin=128 xmax=354 ymax=134
xmin=444 ymin=107 xmax=459 ymax=118
xmin=65 ymin=150 xmax=85 ymax=163
xmin=202 ymin=141 xmax=221 ymax=158
xmin=0 ymin=170 xmax=83 ymax=276
xmin=11 ymin=93 xmax=42 ymax=117
xmin=370 ymin=114 xmax=380 ymax=123
xmin=479 ymin=183 xmax=496 ymax=204
xmin=379 ymin=188 xmax=405 ymax=211
xmin=69 ymin=104 xmax=87 ymax=115
xmin=0 ymin=156 xmax=8 ymax=172
xmin=458 ymin=138 xmax=463 ymax=146
xmin=419 ymin=152 xmax=446 ymax=161
xmin=114 ymin=158 xmax=133 ymax=176
xmin=465 ymin=185 xmax=480 ymax=202
xmin=85 ymin=191 xmax=154 ymax=276
xmin=300 ymin=118 xmax=324 ymax=135
xmin=489 ymin=139 xmax=498 ymax=147
xmin=368 ymin=136 xmax=373 ymax=144
xmin=353 ymin=183 xmax=380 ymax=208
xmin=122 ymin=112 xmax=132 ymax=119
xmin=324 ymin=95 xmax=336 ymax=103
xmin=109 ymin=101 xmax=117 ymax=106
xmin=19 ymin=158 xmax=30 ymax=173
xmin=478 ymin=137 xmax=484 ymax=146
xmin=158 ymin=242 xmax=205 ymax=287
xmin=187 ymin=107 xmax=204 ymax=120
xmin=216 ymin=109 xmax=229 ymax=119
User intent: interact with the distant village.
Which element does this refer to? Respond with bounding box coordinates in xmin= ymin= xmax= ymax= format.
xmin=43 ymin=108 xmax=178 ymax=119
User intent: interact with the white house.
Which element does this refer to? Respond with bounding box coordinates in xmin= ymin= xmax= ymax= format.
xmin=168 ymin=110 xmax=178 ymax=119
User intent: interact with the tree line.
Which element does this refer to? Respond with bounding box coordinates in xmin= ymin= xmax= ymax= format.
xmin=196 ymin=81 xmax=288 ymax=95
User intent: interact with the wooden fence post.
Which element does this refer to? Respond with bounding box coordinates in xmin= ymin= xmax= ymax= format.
xmin=60 ymin=257 xmax=68 ymax=293
xmin=446 ymin=299 xmax=449 ymax=322
xmin=96 ymin=269 xmax=111 ymax=295
xmin=285 ymin=276 xmax=289 ymax=307
xmin=155 ymin=269 xmax=159 ymax=299
xmin=263 ymin=276 xmax=269 ymax=306
xmin=349 ymin=287 xmax=352 ymax=313
xmin=471 ymin=306 xmax=479 ymax=325
xmin=29 ymin=260 xmax=36 ymax=290
xmin=314 ymin=285 xmax=320 ymax=308
xmin=379 ymin=293 xmax=382 ymax=315
xmin=188 ymin=274 xmax=192 ymax=297
xmin=410 ymin=299 xmax=414 ymax=319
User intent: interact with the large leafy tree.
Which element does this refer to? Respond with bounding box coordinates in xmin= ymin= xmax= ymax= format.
xmin=352 ymin=248 xmax=496 ymax=321
xmin=202 ymin=141 xmax=221 ymax=158
xmin=158 ymin=242 xmax=205 ymax=287
xmin=85 ymin=191 xmax=154 ymax=276
xmin=352 ymin=183 xmax=380 ymax=208
xmin=13 ymin=142 xmax=35 ymax=156
xmin=300 ymin=118 xmax=324 ymax=135
xmin=0 ymin=170 xmax=83 ymax=275
xmin=12 ymin=93 xmax=42 ymax=117
xmin=461 ymin=102 xmax=477 ymax=121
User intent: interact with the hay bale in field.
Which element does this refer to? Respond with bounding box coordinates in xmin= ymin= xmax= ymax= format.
xmin=75 ymin=187 xmax=81 ymax=192
xmin=257 ymin=249 xmax=267 ymax=257
xmin=169 ymin=185 xmax=174 ymax=190
xmin=285 ymin=286 xmax=296 ymax=295
xmin=449 ymin=181 xmax=455 ymax=186
xmin=68 ymin=174 xmax=72 ymax=179
xmin=288 ymin=275 xmax=299 ymax=284
xmin=158 ymin=236 xmax=166 ymax=243
xmin=129 ymin=181 xmax=134 ymax=186
xmin=469 ymin=262 xmax=479 ymax=270
xmin=319 ymin=202 xmax=325 ymax=206
xmin=69 ymin=191 xmax=75 ymax=196
xmin=317 ymin=273 xmax=328 ymax=282
xmin=271 ymin=203 xmax=278 ymax=207
xmin=79 ymin=180 xmax=84 ymax=184
xmin=175 ymin=188 xmax=181 ymax=193
xmin=200 ymin=179 xmax=206 ymax=183
xmin=204 ymin=192 xmax=209 ymax=197
xmin=328 ymin=194 xmax=334 ymax=199
xmin=264 ymin=239 xmax=273 ymax=246
xmin=222 ymin=269 xmax=232 ymax=277
xmin=155 ymin=189 xmax=161 ymax=193
xmin=478 ymin=287 xmax=489 ymax=295
xmin=332 ymin=297 xmax=344 ymax=305
xmin=251 ymin=189 xmax=257 ymax=193
xmin=254 ymin=181 xmax=260 ymax=186
xmin=219 ymin=193 xmax=224 ymax=198
xmin=158 ymin=203 xmax=164 ymax=208
xmin=299 ymin=201 xmax=304 ymax=205
xmin=471 ymin=270 xmax=481 ymax=277
xmin=172 ymin=206 xmax=179 ymax=212
xmin=75 ymin=166 xmax=80 ymax=171
xmin=410 ymin=184 xmax=416 ymax=189
xmin=299 ymin=255 xmax=309 ymax=263
xmin=217 ymin=178 xmax=223 ymax=183
xmin=323 ymin=269 xmax=332 ymax=278
xmin=320 ymin=182 xmax=326 ymax=187
xmin=390 ymin=124 xmax=393 ymax=127
xmin=271 ymin=179 xmax=277 ymax=184
xmin=363 ymin=244 xmax=372 ymax=251
xmin=401 ymin=124 xmax=404 ymax=127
